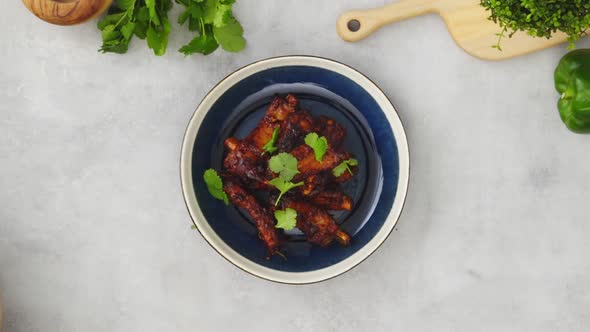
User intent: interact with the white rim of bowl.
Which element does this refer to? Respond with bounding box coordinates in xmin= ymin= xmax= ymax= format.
xmin=180 ymin=56 xmax=410 ymax=284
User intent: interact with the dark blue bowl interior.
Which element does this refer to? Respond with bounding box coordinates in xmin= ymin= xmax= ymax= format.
xmin=192 ymin=65 xmax=399 ymax=272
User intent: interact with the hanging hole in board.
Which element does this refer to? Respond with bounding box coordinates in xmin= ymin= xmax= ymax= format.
xmin=347 ymin=20 xmax=361 ymax=32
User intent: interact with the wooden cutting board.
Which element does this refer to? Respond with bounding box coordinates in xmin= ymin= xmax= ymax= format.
xmin=337 ymin=0 xmax=569 ymax=60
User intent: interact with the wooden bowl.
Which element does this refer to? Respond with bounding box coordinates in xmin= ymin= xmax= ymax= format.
xmin=22 ymin=0 xmax=113 ymax=25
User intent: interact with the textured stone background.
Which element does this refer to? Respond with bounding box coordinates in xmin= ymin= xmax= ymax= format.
xmin=1 ymin=1 xmax=590 ymax=331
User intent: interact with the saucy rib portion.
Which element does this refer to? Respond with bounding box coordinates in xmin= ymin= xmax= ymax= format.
xmin=284 ymin=200 xmax=350 ymax=247
xmin=223 ymin=138 xmax=270 ymax=190
xmin=223 ymin=179 xmax=280 ymax=256
xmin=218 ymin=94 xmax=358 ymax=255
xmin=310 ymin=190 xmax=353 ymax=211
xmin=246 ymin=95 xmax=298 ymax=150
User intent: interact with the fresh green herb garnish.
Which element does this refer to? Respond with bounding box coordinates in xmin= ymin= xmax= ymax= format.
xmin=262 ymin=127 xmax=280 ymax=155
xmin=268 ymin=152 xmax=302 ymax=205
xmin=269 ymin=178 xmax=304 ymax=206
xmin=269 ymin=152 xmax=299 ymax=181
xmin=98 ymin=0 xmax=172 ymax=55
xmin=481 ymin=0 xmax=590 ymax=49
xmin=176 ymin=0 xmax=246 ymax=55
xmin=97 ymin=0 xmax=246 ymax=56
xmin=304 ymin=132 xmax=328 ymax=162
xmin=332 ymin=159 xmax=358 ymax=177
xmin=274 ymin=208 xmax=297 ymax=231
xmin=203 ymin=169 xmax=229 ymax=205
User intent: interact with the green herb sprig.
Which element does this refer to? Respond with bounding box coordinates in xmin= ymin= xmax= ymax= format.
xmin=268 ymin=153 xmax=303 ymax=205
xmin=332 ymin=159 xmax=358 ymax=177
xmin=304 ymin=133 xmax=328 ymax=162
xmin=203 ymin=169 xmax=229 ymax=205
xmin=269 ymin=153 xmax=300 ymax=181
xmin=98 ymin=0 xmax=172 ymax=55
xmin=274 ymin=208 xmax=297 ymax=231
xmin=97 ymin=0 xmax=245 ymax=56
xmin=481 ymin=0 xmax=590 ymax=49
xmin=176 ymin=0 xmax=246 ymax=55
xmin=262 ymin=127 xmax=280 ymax=155
xmin=269 ymin=178 xmax=304 ymax=206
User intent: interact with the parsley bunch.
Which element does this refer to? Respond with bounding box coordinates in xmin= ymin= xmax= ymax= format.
xmin=481 ymin=0 xmax=590 ymax=49
xmin=97 ymin=0 xmax=245 ymax=56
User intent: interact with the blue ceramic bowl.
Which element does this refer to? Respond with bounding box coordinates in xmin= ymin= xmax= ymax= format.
xmin=181 ymin=56 xmax=409 ymax=284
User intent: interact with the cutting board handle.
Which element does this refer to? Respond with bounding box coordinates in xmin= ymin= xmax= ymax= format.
xmin=337 ymin=0 xmax=437 ymax=42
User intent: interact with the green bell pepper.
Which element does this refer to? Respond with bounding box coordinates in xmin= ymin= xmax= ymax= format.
xmin=554 ymin=49 xmax=590 ymax=134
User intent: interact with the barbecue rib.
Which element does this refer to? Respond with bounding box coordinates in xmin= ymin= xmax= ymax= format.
xmin=284 ymin=200 xmax=350 ymax=247
xmin=246 ymin=95 xmax=298 ymax=150
xmin=291 ymin=144 xmax=348 ymax=182
xmin=313 ymin=115 xmax=347 ymax=148
xmin=277 ymin=109 xmax=314 ymax=152
xmin=310 ymin=190 xmax=353 ymax=211
xmin=223 ymin=179 xmax=280 ymax=256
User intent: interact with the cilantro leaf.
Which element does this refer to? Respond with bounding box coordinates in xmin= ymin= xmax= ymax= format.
xmin=304 ymin=133 xmax=328 ymax=162
xmin=101 ymin=24 xmax=120 ymax=42
xmin=146 ymin=17 xmax=171 ymax=55
xmin=269 ymin=152 xmax=299 ymax=181
xmin=116 ymin=0 xmax=137 ymax=10
xmin=203 ymin=169 xmax=229 ymax=205
xmin=188 ymin=3 xmax=204 ymax=20
xmin=262 ymin=127 xmax=280 ymax=155
xmin=134 ymin=21 xmax=148 ymax=39
xmin=202 ymin=0 xmax=219 ymax=23
xmin=121 ymin=21 xmax=137 ymax=40
xmin=145 ymin=0 xmax=160 ymax=25
xmin=136 ymin=6 xmax=150 ymax=22
xmin=269 ymin=178 xmax=304 ymax=206
xmin=187 ymin=17 xmax=202 ymax=32
xmin=98 ymin=0 xmax=172 ymax=55
xmin=178 ymin=10 xmax=190 ymax=25
xmin=179 ymin=26 xmax=219 ymax=55
xmin=97 ymin=12 xmax=126 ymax=30
xmin=134 ymin=7 xmax=150 ymax=39
xmin=332 ymin=158 xmax=358 ymax=177
xmin=212 ymin=4 xmax=233 ymax=27
xmin=213 ymin=19 xmax=246 ymax=52
xmin=274 ymin=208 xmax=297 ymax=231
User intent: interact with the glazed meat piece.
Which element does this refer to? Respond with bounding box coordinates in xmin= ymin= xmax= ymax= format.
xmin=284 ymin=200 xmax=350 ymax=247
xmin=310 ymin=190 xmax=353 ymax=211
xmin=277 ymin=110 xmax=314 ymax=152
xmin=300 ymin=173 xmax=329 ymax=197
xmin=223 ymin=137 xmax=270 ymax=189
xmin=313 ymin=115 xmax=347 ymax=148
xmin=291 ymin=145 xmax=348 ymax=182
xmin=246 ymin=95 xmax=298 ymax=150
xmin=223 ymin=179 xmax=280 ymax=256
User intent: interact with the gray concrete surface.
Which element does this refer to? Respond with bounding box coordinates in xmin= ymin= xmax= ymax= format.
xmin=2 ymin=1 xmax=590 ymax=331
